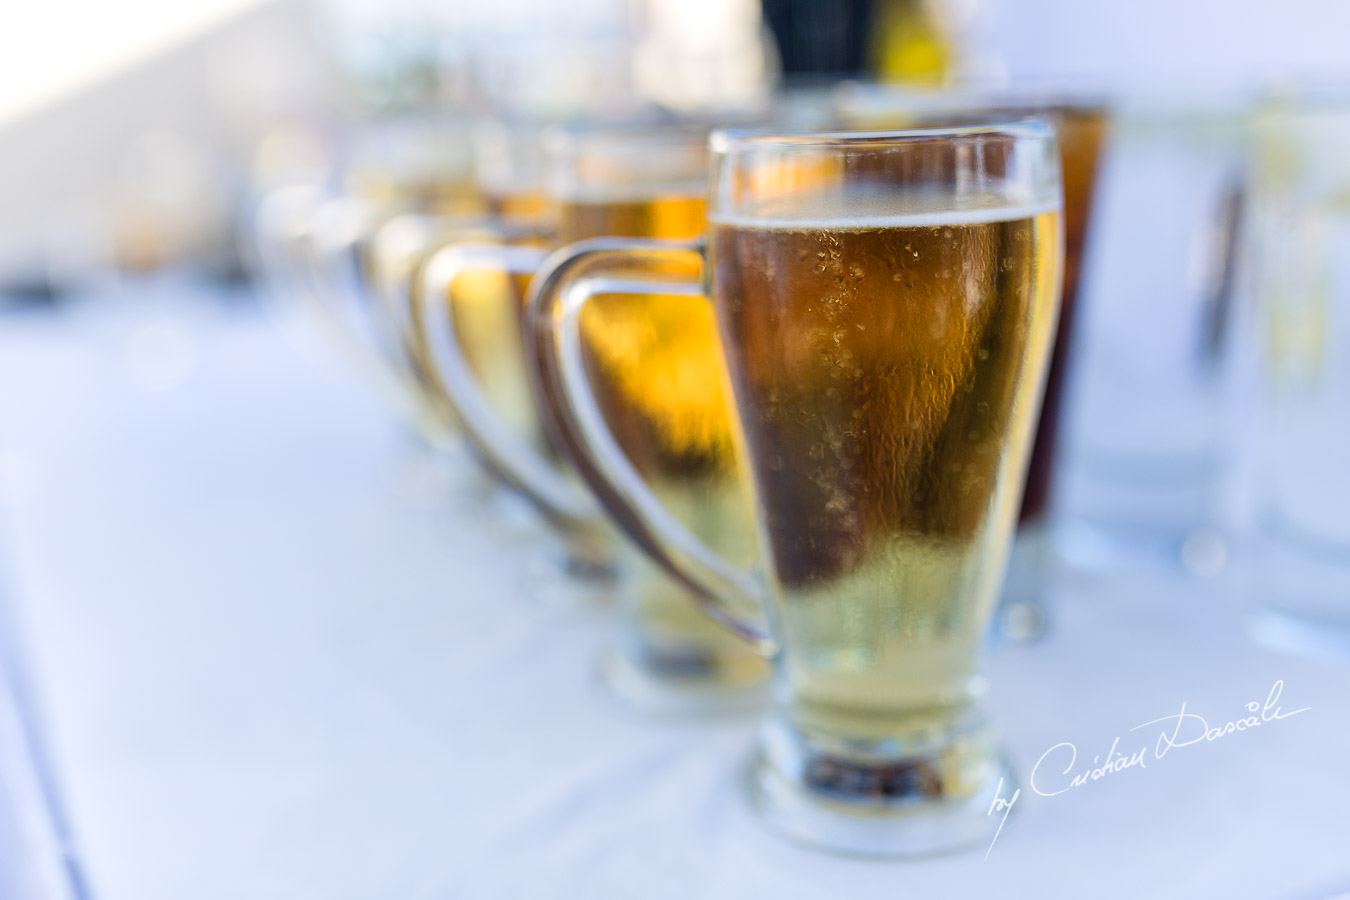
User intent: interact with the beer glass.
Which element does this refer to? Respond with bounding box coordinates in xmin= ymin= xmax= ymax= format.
xmin=415 ymin=123 xmax=771 ymax=709
xmin=302 ymin=113 xmax=489 ymax=436
xmin=255 ymin=111 xmax=488 ymax=450
xmin=837 ymin=83 xmax=1109 ymax=639
xmin=531 ymin=122 xmax=1064 ymax=854
xmin=366 ymin=119 xmax=557 ymax=468
xmin=1249 ymin=94 xmax=1350 ymax=656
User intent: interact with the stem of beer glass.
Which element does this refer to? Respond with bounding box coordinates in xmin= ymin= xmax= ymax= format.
xmin=418 ymin=242 xmax=601 ymax=529
xmin=530 ymin=238 xmax=774 ymax=653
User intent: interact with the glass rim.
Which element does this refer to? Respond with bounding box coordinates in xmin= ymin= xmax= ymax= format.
xmin=709 ymin=117 xmax=1057 ymax=153
xmin=833 ymin=78 xmax=1114 ymax=114
xmin=542 ymin=119 xmax=713 ymax=157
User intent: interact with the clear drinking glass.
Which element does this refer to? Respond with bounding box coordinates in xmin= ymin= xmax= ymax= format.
xmin=253 ymin=112 xmax=491 ymax=451
xmin=413 ymin=122 xmax=771 ymax=710
xmin=530 ymin=122 xmax=1064 ymax=853
xmin=1055 ymin=95 xmax=1248 ymax=573
xmin=395 ymin=118 xmax=620 ymax=588
xmin=1248 ymin=94 xmax=1350 ymax=656
xmin=253 ymin=113 xmax=548 ymax=514
xmin=364 ymin=118 xmax=557 ymax=466
xmin=306 ymin=113 xmax=489 ymax=433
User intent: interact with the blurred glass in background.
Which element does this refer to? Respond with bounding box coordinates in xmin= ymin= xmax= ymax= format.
xmin=1056 ymin=95 xmax=1247 ymax=575
xmin=1248 ymin=92 xmax=1350 ymax=656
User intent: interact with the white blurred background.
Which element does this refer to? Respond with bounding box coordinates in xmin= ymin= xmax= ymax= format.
xmin=4 ymin=0 xmax=1350 ymax=290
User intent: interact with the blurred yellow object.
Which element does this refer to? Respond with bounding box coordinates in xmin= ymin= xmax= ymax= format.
xmin=870 ymin=0 xmax=954 ymax=85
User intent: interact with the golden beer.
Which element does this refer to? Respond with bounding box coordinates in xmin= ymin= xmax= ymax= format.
xmin=446 ymin=203 xmax=553 ymax=451
xmin=1022 ymin=106 xmax=1106 ymax=520
xmin=709 ymin=197 xmax=1061 ymax=738
xmin=558 ymin=190 xmax=768 ymax=692
xmin=344 ymin=114 xmax=489 ymax=219
xmin=413 ymin=123 xmax=771 ymax=703
xmin=347 ymin=171 xmax=485 ymax=217
xmin=837 ymin=91 xmax=1107 ymax=520
xmin=380 ymin=194 xmax=554 ymax=452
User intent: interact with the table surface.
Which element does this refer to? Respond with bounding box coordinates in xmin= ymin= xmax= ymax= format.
xmin=0 ymin=283 xmax=1347 ymax=900
xmin=0 ymin=574 xmax=75 ymax=900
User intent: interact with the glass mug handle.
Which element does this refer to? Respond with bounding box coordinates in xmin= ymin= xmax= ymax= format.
xmin=373 ymin=214 xmax=528 ymax=365
xmin=530 ymin=238 xmax=774 ymax=653
xmin=417 ymin=240 xmax=600 ymax=527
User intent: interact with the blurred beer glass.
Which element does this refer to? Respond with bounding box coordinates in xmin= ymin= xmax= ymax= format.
xmin=309 ymin=111 xmax=486 ymax=396
xmin=406 ymin=119 xmax=614 ymax=607
xmin=367 ymin=117 xmax=554 ymax=465
xmin=1248 ymin=95 xmax=1350 ymax=656
xmin=836 ymin=83 xmax=1109 ymax=640
xmin=1056 ymin=96 xmax=1247 ymax=573
xmin=253 ymin=112 xmax=497 ymax=488
xmin=415 ymin=122 xmax=770 ymax=709
xmin=532 ymin=121 xmax=1063 ymax=854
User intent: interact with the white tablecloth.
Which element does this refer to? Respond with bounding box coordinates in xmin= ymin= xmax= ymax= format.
xmin=0 ymin=284 xmax=1346 ymax=900
xmin=0 ymin=573 xmax=76 ymax=900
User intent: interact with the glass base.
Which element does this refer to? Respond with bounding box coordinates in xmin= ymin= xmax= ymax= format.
xmin=387 ymin=430 xmax=497 ymax=511
xmin=1249 ymin=518 xmax=1350 ymax=662
xmin=746 ymin=711 xmax=1011 ymax=858
xmin=1053 ymin=518 xmax=1228 ymax=579
xmin=1250 ymin=607 xmax=1350 ymax=663
xmin=993 ymin=524 xmax=1053 ymax=646
xmin=520 ymin=543 xmax=617 ymax=612
xmin=598 ymin=640 xmax=769 ymax=717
